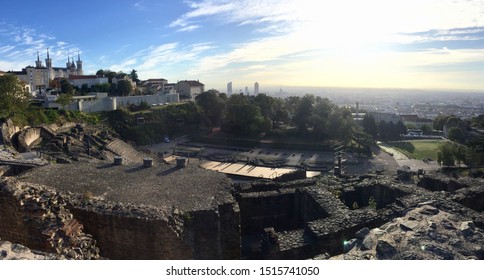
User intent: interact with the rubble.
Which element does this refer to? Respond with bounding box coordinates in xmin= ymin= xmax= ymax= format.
xmin=0 ymin=178 xmax=101 ymax=259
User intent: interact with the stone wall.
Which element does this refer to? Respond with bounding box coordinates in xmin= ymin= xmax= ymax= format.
xmin=67 ymin=197 xmax=240 ymax=260
xmin=239 ymin=189 xmax=298 ymax=234
xmin=1 ymin=119 xmax=20 ymax=146
xmin=68 ymin=203 xmax=193 ymax=259
xmin=17 ymin=127 xmax=41 ymax=152
xmin=0 ymin=179 xmax=100 ymax=259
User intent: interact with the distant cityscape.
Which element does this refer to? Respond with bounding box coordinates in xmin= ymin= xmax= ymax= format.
xmin=1 ymin=51 xmax=484 ymax=121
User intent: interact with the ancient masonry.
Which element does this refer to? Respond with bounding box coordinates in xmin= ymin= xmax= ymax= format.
xmin=2 ymin=163 xmax=483 ymax=259
xmin=1 ymin=122 xmax=483 ymax=260
xmin=0 ymin=178 xmax=100 ymax=259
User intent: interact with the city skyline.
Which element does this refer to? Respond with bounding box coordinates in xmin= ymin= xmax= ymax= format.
xmin=1 ymin=0 xmax=484 ymax=92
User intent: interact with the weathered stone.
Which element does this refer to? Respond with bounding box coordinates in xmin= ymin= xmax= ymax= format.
xmin=355 ymin=227 xmax=370 ymax=239
xmin=376 ymin=240 xmax=397 ymax=259
xmin=441 ymin=219 xmax=455 ymax=230
xmin=361 ymin=235 xmax=375 ymax=251
xmin=418 ymin=205 xmax=439 ymax=216
xmin=425 ymin=244 xmax=454 ymax=260
xmin=400 ymin=221 xmax=419 ymax=231
xmin=460 ymin=221 xmax=475 ymax=237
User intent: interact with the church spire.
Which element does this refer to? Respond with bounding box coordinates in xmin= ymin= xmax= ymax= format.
xmin=35 ymin=51 xmax=42 ymax=68
xmin=76 ymin=51 xmax=83 ymax=75
xmin=67 ymin=53 xmax=71 ymax=69
xmin=45 ymin=48 xmax=52 ymax=69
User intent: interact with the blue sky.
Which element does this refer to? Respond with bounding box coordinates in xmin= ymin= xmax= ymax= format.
xmin=1 ymin=0 xmax=484 ymax=92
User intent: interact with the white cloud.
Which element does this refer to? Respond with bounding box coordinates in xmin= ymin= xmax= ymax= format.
xmin=107 ymin=42 xmax=215 ymax=78
xmin=0 ymin=23 xmax=81 ymax=71
xmin=109 ymin=58 xmax=138 ymax=71
xmin=176 ymin=25 xmax=200 ymax=32
xmin=0 ymin=45 xmax=15 ymax=53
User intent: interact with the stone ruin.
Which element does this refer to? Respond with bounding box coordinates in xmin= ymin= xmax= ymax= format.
xmin=1 ymin=161 xmax=483 ymax=260
xmin=234 ymin=173 xmax=484 ymax=259
xmin=0 ymin=178 xmax=100 ymax=259
xmin=1 ymin=122 xmax=483 ymax=260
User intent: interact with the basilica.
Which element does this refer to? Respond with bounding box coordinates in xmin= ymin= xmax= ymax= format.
xmin=9 ymin=49 xmax=83 ymax=95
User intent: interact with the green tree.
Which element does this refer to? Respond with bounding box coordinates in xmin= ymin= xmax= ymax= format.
xmin=447 ymin=127 xmax=465 ymax=143
xmin=223 ymin=95 xmax=269 ymax=135
xmin=56 ymin=93 xmax=73 ymax=110
xmin=440 ymin=142 xmax=455 ymax=166
xmin=117 ymin=80 xmax=132 ymax=96
xmin=99 ymin=69 xmax=117 ymax=84
xmin=433 ymin=115 xmax=450 ymax=131
xmin=396 ymin=121 xmax=407 ymax=136
xmin=130 ymin=69 xmax=140 ymax=85
xmin=80 ymin=83 xmax=89 ymax=94
xmin=253 ymin=94 xmax=275 ymax=120
xmin=362 ymin=114 xmax=378 ymax=139
xmin=195 ymin=90 xmax=226 ymax=128
xmin=0 ymin=74 xmax=29 ymax=119
xmin=272 ymin=98 xmax=289 ymax=126
xmin=92 ymin=83 xmax=111 ymax=92
xmin=116 ymin=71 xmax=127 ymax=79
xmin=60 ymin=79 xmax=74 ymax=94
xmin=293 ymin=94 xmax=314 ymax=134
xmin=421 ymin=124 xmax=432 ymax=135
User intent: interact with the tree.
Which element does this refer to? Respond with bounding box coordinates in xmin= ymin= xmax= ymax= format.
xmin=421 ymin=124 xmax=432 ymax=135
xmin=130 ymin=69 xmax=140 ymax=85
xmin=223 ymin=95 xmax=269 ymax=135
xmin=396 ymin=121 xmax=407 ymax=136
xmin=362 ymin=114 xmax=378 ymax=139
xmin=447 ymin=127 xmax=465 ymax=143
xmin=49 ymin=79 xmax=60 ymax=91
xmin=0 ymin=74 xmax=29 ymax=119
xmin=439 ymin=142 xmax=455 ymax=166
xmin=56 ymin=93 xmax=73 ymax=110
xmin=92 ymin=83 xmax=111 ymax=92
xmin=195 ymin=90 xmax=226 ymax=128
xmin=80 ymin=83 xmax=90 ymax=94
xmin=253 ymin=94 xmax=275 ymax=119
xmin=272 ymin=98 xmax=289 ymax=126
xmin=433 ymin=115 xmax=450 ymax=131
xmin=293 ymin=94 xmax=314 ymax=134
xmin=117 ymin=80 xmax=132 ymax=96
xmin=99 ymin=69 xmax=117 ymax=83
xmin=60 ymin=79 xmax=74 ymax=94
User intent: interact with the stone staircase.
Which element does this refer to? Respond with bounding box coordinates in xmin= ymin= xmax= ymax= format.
xmin=104 ymin=139 xmax=155 ymax=165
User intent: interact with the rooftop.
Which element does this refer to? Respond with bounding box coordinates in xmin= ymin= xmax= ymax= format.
xmin=18 ymin=162 xmax=233 ymax=212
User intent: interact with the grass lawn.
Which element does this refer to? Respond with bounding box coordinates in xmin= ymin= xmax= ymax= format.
xmin=387 ymin=140 xmax=446 ymax=160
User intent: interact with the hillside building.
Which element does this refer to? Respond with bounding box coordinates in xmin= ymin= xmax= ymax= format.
xmin=176 ymin=80 xmax=204 ymax=100
xmin=9 ymin=49 xmax=83 ymax=96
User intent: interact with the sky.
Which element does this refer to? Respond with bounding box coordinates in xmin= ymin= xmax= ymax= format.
xmin=1 ymin=0 xmax=484 ymax=92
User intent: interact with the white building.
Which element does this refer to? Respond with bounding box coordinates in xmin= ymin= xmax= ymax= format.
xmin=69 ymin=75 xmax=108 ymax=88
xmin=254 ymin=82 xmax=259 ymax=95
xmin=227 ymin=81 xmax=233 ymax=95
xmin=9 ymin=50 xmax=83 ymax=95
xmin=176 ymin=80 xmax=204 ymax=100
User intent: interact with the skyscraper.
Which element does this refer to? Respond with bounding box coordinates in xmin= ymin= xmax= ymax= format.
xmin=254 ymin=82 xmax=259 ymax=95
xmin=227 ymin=81 xmax=232 ymax=95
